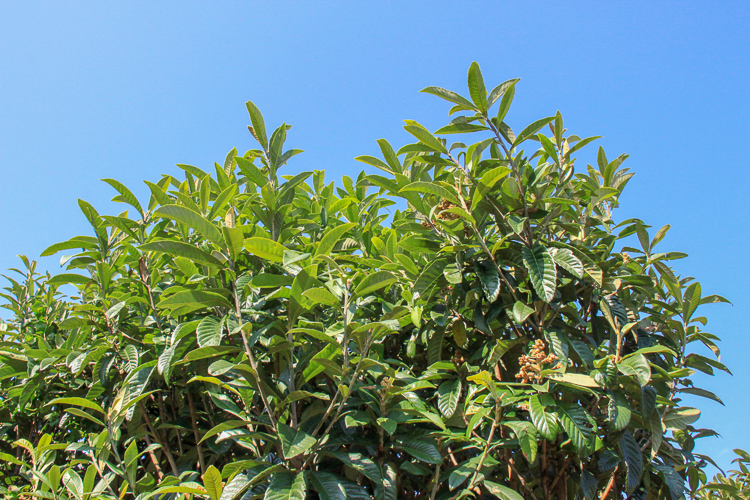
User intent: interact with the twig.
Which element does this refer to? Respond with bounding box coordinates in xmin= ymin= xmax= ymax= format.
xmin=187 ymin=392 xmax=206 ymax=472
xmin=600 ymin=465 xmax=619 ymax=499
xmin=140 ymin=402 xmax=179 ymax=476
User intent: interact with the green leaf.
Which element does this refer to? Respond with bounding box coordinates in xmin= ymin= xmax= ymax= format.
xmin=437 ymin=379 xmax=461 ymax=418
xmin=219 ymin=473 xmax=253 ymax=500
xmin=403 ymin=120 xmax=448 ymax=154
xmin=158 ymin=290 xmax=232 ymax=310
xmin=246 ymin=101 xmax=268 ymax=151
xmin=467 ymin=62 xmax=488 ymax=112
xmin=620 ymin=431 xmax=643 ymax=493
xmin=555 ymin=404 xmax=594 ymax=455
xmin=503 ymin=421 xmax=538 ymax=463
xmin=608 ymin=392 xmax=631 ymax=431
xmin=264 ymin=471 xmax=306 ymax=500
xmin=48 ymin=274 xmax=92 ymax=286
xmin=102 ymin=178 xmax=144 ymax=217
xmin=522 ymin=244 xmax=556 ymax=302
xmin=315 ymin=222 xmax=357 ymax=257
xmin=394 ymin=439 xmax=442 ymax=464
xmin=512 ymin=116 xmax=554 ymax=147
xmin=483 ymin=481 xmax=524 ymax=500
xmin=434 ymin=123 xmax=489 ymax=134
xmin=41 ymin=237 xmax=99 ymax=256
xmin=244 ymin=237 xmax=287 ymax=263
xmin=399 ymin=182 xmax=460 ymax=206
xmin=663 ymin=407 xmax=700 ymax=430
xmin=309 ymin=472 xmax=346 ymax=500
xmin=278 ymin=424 xmax=316 ymax=459
xmin=203 ymin=465 xmax=223 ymax=500
xmin=208 ymin=184 xmax=238 ymax=221
xmin=154 ymin=204 xmax=225 ymax=247
xmin=496 ymin=86 xmax=515 ymax=122
xmin=475 ymin=260 xmax=500 ymax=302
xmin=529 ymin=395 xmax=558 ymax=441
xmin=510 ymin=301 xmax=534 ymax=325
xmin=353 ymin=271 xmax=397 ymax=297
xmin=617 ymin=353 xmax=651 ymax=386
xmin=467 ymin=370 xmax=497 ymax=397
xmin=420 ymin=86 xmax=475 ymax=110
xmin=199 ymin=420 xmax=248 ymax=444
xmin=549 ymin=248 xmax=583 ymax=278
xmin=140 ymin=239 xmax=223 ymax=268
xmin=184 ymin=346 xmax=242 ymax=362
xmin=443 ymin=263 xmax=463 ymax=284
xmin=488 ymin=78 xmax=520 ymax=109
xmin=48 ymin=397 xmax=105 ymax=415
xmin=302 ymin=287 xmax=339 ymax=306
xmin=197 ymin=316 xmax=222 ymax=347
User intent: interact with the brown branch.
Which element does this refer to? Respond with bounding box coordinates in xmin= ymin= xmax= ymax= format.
xmin=600 ymin=465 xmax=619 ymax=499
xmin=187 ymin=391 xmax=206 ymax=472
xmin=548 ymin=455 xmax=571 ymax=492
xmin=142 ymin=434 xmax=164 ymax=480
xmin=508 ymin=459 xmax=539 ymax=500
xmin=140 ymin=402 xmax=179 ymax=476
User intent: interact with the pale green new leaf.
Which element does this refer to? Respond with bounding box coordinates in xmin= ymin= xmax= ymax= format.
xmin=203 ymin=465 xmax=223 ymax=500
xmin=244 ymin=237 xmax=287 ymax=262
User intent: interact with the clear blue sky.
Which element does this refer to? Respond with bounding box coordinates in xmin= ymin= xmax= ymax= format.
xmin=1 ymin=1 xmax=748 ymax=473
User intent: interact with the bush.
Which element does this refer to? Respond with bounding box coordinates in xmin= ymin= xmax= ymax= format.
xmin=0 ymin=63 xmax=729 ymax=499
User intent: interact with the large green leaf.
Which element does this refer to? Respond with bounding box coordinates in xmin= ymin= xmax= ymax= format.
xmin=663 ymin=407 xmax=700 ymax=430
xmin=399 ymin=182 xmax=460 ymax=206
xmin=102 ymin=178 xmax=144 ymax=217
xmin=197 ymin=316 xmax=222 ymax=347
xmin=140 ymin=239 xmax=223 ymax=268
xmin=522 ymin=244 xmax=556 ymax=302
xmin=246 ymin=100 xmax=268 ymax=150
xmin=264 ymin=471 xmax=306 ymax=500
xmin=437 ymin=379 xmax=461 ymax=418
xmin=503 ymin=421 xmax=538 ymax=463
xmin=353 ymin=271 xmax=397 ymax=298
xmin=549 ymin=248 xmax=583 ymax=278
xmin=155 ymin=204 xmax=225 ymax=247
xmin=512 ymin=116 xmax=554 ymax=147
xmin=620 ymin=431 xmax=643 ymax=493
xmin=555 ymin=404 xmax=594 ymax=455
xmin=278 ymin=424 xmax=316 ymax=459
xmin=618 ymin=353 xmax=651 ymax=386
xmin=467 ymin=61 xmax=488 ymax=112
xmin=483 ymin=481 xmax=524 ymax=500
xmin=315 ymin=222 xmax=357 ymax=257
xmin=309 ymin=472 xmax=346 ymax=500
xmin=529 ymin=395 xmax=558 ymax=441
xmin=203 ymin=465 xmax=223 ymax=500
xmin=244 ymin=237 xmax=287 ymax=262
xmin=158 ymin=290 xmax=232 ymax=310
xmin=394 ymin=439 xmax=441 ymax=464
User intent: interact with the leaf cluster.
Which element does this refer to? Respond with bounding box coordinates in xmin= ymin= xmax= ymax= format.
xmin=0 ymin=63 xmax=729 ymax=500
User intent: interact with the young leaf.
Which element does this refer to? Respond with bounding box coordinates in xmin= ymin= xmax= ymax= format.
xmin=467 ymin=62 xmax=488 ymax=112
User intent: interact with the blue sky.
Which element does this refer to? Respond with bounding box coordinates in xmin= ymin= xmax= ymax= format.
xmin=1 ymin=1 xmax=748 ymax=473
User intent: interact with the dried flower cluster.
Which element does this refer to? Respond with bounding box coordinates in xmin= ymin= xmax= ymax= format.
xmin=515 ymin=339 xmax=562 ymax=383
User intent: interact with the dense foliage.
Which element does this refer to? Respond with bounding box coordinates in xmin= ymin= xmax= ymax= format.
xmin=694 ymin=449 xmax=750 ymax=499
xmin=0 ymin=63 xmax=730 ymax=499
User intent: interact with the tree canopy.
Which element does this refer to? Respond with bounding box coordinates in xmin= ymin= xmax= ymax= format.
xmin=0 ymin=63 xmax=730 ymax=499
